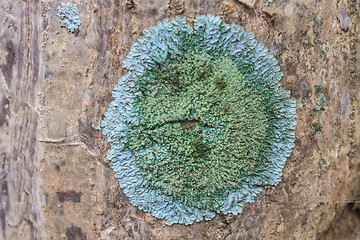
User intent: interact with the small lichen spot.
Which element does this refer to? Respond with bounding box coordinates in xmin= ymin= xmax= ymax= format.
xmin=57 ymin=2 xmax=81 ymax=33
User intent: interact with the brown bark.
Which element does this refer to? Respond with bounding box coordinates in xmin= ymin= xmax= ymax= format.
xmin=0 ymin=0 xmax=359 ymax=239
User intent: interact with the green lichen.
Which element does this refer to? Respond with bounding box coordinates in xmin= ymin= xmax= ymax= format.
xmin=316 ymin=93 xmax=326 ymax=110
xmin=311 ymin=85 xmax=325 ymax=115
xmin=101 ymin=15 xmax=297 ymax=225
xmin=131 ymin=51 xmax=269 ymax=204
xmin=311 ymin=106 xmax=320 ymax=115
xmin=313 ymin=15 xmax=318 ymax=23
xmin=265 ymin=0 xmax=274 ymax=6
xmin=313 ymin=123 xmax=323 ymax=133
xmin=317 ymin=159 xmax=324 ymax=165
xmin=314 ymin=84 xmax=324 ymax=95
xmin=320 ymin=50 xmax=327 ymax=58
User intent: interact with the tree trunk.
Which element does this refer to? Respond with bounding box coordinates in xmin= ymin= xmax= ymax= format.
xmin=1 ymin=0 xmax=359 ymax=239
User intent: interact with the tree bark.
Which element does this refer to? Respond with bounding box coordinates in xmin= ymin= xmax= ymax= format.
xmin=0 ymin=0 xmax=359 ymax=239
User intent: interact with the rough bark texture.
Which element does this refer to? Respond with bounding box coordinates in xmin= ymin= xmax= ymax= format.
xmin=0 ymin=0 xmax=359 ymax=239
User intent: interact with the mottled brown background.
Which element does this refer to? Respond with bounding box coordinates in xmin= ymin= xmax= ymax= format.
xmin=0 ymin=0 xmax=359 ymax=239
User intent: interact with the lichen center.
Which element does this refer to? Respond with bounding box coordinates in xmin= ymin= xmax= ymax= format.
xmin=127 ymin=50 xmax=269 ymax=203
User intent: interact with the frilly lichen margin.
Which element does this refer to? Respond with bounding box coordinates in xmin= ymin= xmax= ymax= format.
xmin=101 ymin=15 xmax=297 ymax=225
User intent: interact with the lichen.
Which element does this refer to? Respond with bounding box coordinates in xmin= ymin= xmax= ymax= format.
xmin=316 ymin=93 xmax=326 ymax=110
xmin=314 ymin=84 xmax=324 ymax=95
xmin=101 ymin=15 xmax=297 ymax=225
xmin=313 ymin=123 xmax=323 ymax=133
xmin=57 ymin=2 xmax=81 ymax=33
xmin=311 ymin=106 xmax=320 ymax=115
xmin=265 ymin=0 xmax=274 ymax=6
xmin=320 ymin=50 xmax=327 ymax=58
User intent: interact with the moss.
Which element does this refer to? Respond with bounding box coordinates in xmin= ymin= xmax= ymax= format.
xmin=101 ymin=15 xmax=297 ymax=225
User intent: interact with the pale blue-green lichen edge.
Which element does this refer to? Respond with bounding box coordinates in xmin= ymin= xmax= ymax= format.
xmin=101 ymin=15 xmax=297 ymax=225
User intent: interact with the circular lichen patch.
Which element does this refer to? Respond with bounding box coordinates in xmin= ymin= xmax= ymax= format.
xmin=101 ymin=15 xmax=297 ymax=225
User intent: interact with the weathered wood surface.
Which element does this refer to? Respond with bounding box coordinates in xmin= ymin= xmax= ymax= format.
xmin=0 ymin=0 xmax=359 ymax=239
